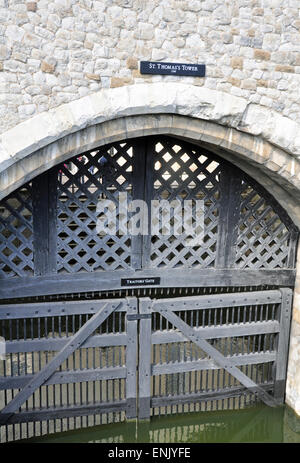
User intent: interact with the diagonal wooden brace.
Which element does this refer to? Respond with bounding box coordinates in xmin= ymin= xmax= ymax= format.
xmin=0 ymin=301 xmax=120 ymax=423
xmin=156 ymin=307 xmax=279 ymax=408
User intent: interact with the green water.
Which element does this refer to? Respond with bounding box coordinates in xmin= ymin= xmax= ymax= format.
xmin=24 ymin=404 xmax=300 ymax=444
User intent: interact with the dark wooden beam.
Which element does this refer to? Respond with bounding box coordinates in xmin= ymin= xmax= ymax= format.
xmin=216 ymin=165 xmax=242 ymax=268
xmin=0 ymin=268 xmax=295 ymax=299
xmin=32 ymin=168 xmax=58 ymax=276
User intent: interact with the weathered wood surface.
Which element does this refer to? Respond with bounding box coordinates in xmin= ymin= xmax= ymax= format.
xmin=0 ymin=268 xmax=295 ymax=299
xmin=0 ymin=298 xmax=127 ymax=320
xmin=215 ymin=166 xmax=242 ymax=269
xmin=151 ymin=321 xmax=279 ymax=345
xmin=154 ymin=306 xmax=278 ymax=407
xmin=0 ymin=301 xmax=120 ymax=420
xmin=0 ymin=401 xmax=127 ymax=425
xmin=274 ymin=287 xmax=293 ymax=402
xmin=151 ymin=382 xmax=274 ymax=409
xmin=32 ymin=169 xmax=58 ymax=276
xmin=0 ymin=366 xmax=127 ymax=390
xmin=152 ymin=351 xmax=277 ymax=375
xmin=5 ymin=333 xmax=128 ymax=353
xmin=152 ymin=289 xmax=282 ymax=310
xmin=138 ymin=298 xmax=152 ymax=420
xmin=125 ymin=297 xmax=138 ymax=419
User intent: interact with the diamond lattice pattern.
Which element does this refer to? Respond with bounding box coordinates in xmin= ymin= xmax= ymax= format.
xmin=0 ymin=184 xmax=34 ymax=278
xmin=149 ymin=140 xmax=221 ymax=268
xmin=235 ymin=183 xmax=291 ymax=269
xmin=57 ymin=143 xmax=133 ymax=273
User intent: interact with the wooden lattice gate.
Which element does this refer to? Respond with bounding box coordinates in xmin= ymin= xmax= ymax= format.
xmin=138 ymin=289 xmax=293 ymax=419
xmin=0 ymin=135 xmax=298 ymax=442
xmin=0 ymin=298 xmax=138 ymax=442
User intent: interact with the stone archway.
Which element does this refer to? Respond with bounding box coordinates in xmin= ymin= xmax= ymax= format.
xmin=0 ymin=83 xmax=300 ymax=416
xmin=1 ymin=84 xmax=300 ymax=213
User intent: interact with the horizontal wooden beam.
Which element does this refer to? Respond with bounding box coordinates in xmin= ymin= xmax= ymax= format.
xmin=0 ymin=401 xmax=127 ymax=425
xmin=152 ymin=351 xmax=277 ymax=375
xmin=152 ymin=289 xmax=282 ymax=312
xmin=152 ymin=320 xmax=280 ymax=344
xmin=0 ymin=366 xmax=127 ymax=390
xmin=150 ymin=382 xmax=274 ymax=408
xmin=1 ymin=302 xmax=118 ymax=418
xmin=0 ymin=268 xmax=295 ymax=299
xmin=0 ymin=289 xmax=282 ymax=321
xmin=0 ymin=298 xmax=127 ymax=320
xmin=5 ymin=332 xmax=128 ymax=353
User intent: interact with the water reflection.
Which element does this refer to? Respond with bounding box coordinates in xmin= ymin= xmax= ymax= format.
xmin=25 ymin=404 xmax=300 ymax=444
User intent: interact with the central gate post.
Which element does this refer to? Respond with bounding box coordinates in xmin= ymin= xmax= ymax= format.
xmin=126 ymin=297 xmax=138 ymax=420
xmin=138 ymin=298 xmax=152 ymax=420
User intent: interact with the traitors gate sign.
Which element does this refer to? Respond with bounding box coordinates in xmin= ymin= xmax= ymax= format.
xmin=140 ymin=61 xmax=206 ymax=77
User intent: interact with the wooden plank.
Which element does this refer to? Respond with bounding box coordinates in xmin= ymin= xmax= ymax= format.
xmin=0 ymin=366 xmax=127 ymax=390
xmin=215 ymin=166 xmax=242 ymax=268
xmin=0 ymin=401 xmax=127 ymax=425
xmin=152 ymin=289 xmax=282 ymax=311
xmin=274 ymin=287 xmax=293 ymax=403
xmin=155 ymin=307 xmax=279 ymax=407
xmin=32 ymin=169 xmax=57 ymax=276
xmin=151 ymin=382 xmax=274 ymax=408
xmin=138 ymin=298 xmax=152 ymax=420
xmin=152 ymin=351 xmax=277 ymax=375
xmin=0 ymin=298 xmax=126 ymax=320
xmin=287 ymin=229 xmax=299 ymax=268
xmin=125 ymin=297 xmax=138 ymax=419
xmin=0 ymin=301 xmax=120 ymax=421
xmin=5 ymin=333 xmax=127 ymax=353
xmin=141 ymin=138 xmax=155 ymax=269
xmin=0 ymin=268 xmax=295 ymax=299
xmin=152 ymin=320 xmax=280 ymax=344
xmin=131 ymin=141 xmax=147 ymax=270
xmin=0 ymin=290 xmax=282 ymax=320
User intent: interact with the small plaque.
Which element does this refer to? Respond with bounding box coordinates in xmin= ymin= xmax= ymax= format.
xmin=140 ymin=61 xmax=205 ymax=77
xmin=121 ymin=277 xmax=161 ymax=287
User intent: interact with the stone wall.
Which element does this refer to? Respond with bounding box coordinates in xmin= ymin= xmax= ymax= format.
xmin=1 ymin=0 xmax=300 ymax=134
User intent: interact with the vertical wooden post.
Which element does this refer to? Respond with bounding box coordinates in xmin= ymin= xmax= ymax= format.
xmin=138 ymin=298 xmax=152 ymax=420
xmin=32 ymin=168 xmax=58 ymax=276
xmin=131 ymin=140 xmax=147 ymax=270
xmin=215 ymin=166 xmax=242 ymax=269
xmin=142 ymin=138 xmax=155 ymax=269
xmin=274 ymin=287 xmax=293 ymax=403
xmin=125 ymin=297 xmax=138 ymax=420
xmin=287 ymin=229 xmax=299 ymax=269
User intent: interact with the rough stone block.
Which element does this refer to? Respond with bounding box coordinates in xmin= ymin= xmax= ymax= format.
xmin=41 ymin=60 xmax=56 ymax=74
xmin=254 ymin=49 xmax=271 ymax=61
xmin=126 ymin=57 xmax=138 ymax=70
xmin=26 ymin=2 xmax=37 ymax=12
xmin=231 ymin=57 xmax=243 ymax=70
xmin=275 ymin=65 xmax=295 ymax=73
